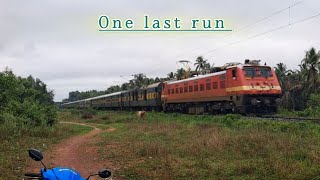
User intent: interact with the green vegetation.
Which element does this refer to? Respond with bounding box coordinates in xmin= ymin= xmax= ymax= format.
xmin=0 ymin=68 xmax=85 ymax=179
xmin=0 ymin=123 xmax=92 ymax=179
xmin=278 ymin=92 xmax=320 ymax=117
xmin=275 ymin=47 xmax=320 ymax=111
xmin=0 ymin=68 xmax=57 ymax=128
xmin=62 ymin=110 xmax=320 ymax=179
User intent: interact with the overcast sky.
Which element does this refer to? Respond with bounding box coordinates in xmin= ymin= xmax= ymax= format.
xmin=1 ymin=0 xmax=320 ymax=101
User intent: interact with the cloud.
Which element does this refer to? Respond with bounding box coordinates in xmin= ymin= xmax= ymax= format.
xmin=1 ymin=0 xmax=320 ymax=101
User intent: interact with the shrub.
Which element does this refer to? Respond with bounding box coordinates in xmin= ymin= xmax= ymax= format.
xmin=80 ymin=108 xmax=96 ymax=119
xmin=0 ymin=69 xmax=57 ymax=130
xmin=307 ymin=93 xmax=320 ymax=109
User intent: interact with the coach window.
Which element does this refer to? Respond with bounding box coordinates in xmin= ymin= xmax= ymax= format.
xmin=194 ymin=85 xmax=198 ymax=91
xmin=184 ymin=86 xmax=188 ymax=93
xmin=189 ymin=86 xmax=193 ymax=92
xmin=200 ymin=84 xmax=204 ymax=91
xmin=212 ymin=82 xmax=218 ymax=89
xmin=206 ymin=83 xmax=211 ymax=90
xmin=176 ymin=88 xmax=179 ymax=94
xmin=172 ymin=89 xmax=174 ymax=94
xmin=180 ymin=87 xmax=183 ymax=93
xmin=220 ymin=81 xmax=226 ymax=88
xmin=144 ymin=90 xmax=147 ymax=101
xmin=168 ymin=89 xmax=170 ymax=94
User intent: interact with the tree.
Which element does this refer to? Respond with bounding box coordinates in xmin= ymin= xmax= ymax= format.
xmin=194 ymin=56 xmax=209 ymax=75
xmin=121 ymin=83 xmax=129 ymax=90
xmin=175 ymin=68 xmax=186 ymax=80
xmin=132 ymin=73 xmax=146 ymax=87
xmin=0 ymin=68 xmax=57 ymax=126
xmin=274 ymin=47 xmax=320 ymax=110
xmin=203 ymin=62 xmax=211 ymax=74
xmin=274 ymin=62 xmax=288 ymax=89
xmin=300 ymin=47 xmax=320 ymax=96
xmin=154 ymin=77 xmax=161 ymax=83
xmin=167 ymin=72 xmax=175 ymax=80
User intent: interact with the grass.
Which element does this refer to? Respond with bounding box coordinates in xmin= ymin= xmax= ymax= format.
xmin=60 ymin=109 xmax=320 ymax=179
xmin=0 ymin=120 xmax=92 ymax=180
xmin=278 ymin=107 xmax=320 ymax=118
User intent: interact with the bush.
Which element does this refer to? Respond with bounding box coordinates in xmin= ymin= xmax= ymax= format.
xmin=70 ymin=109 xmax=81 ymax=115
xmin=0 ymin=113 xmax=18 ymax=139
xmin=80 ymin=108 xmax=96 ymax=119
xmin=307 ymin=93 xmax=320 ymax=109
xmin=0 ymin=69 xmax=57 ymax=131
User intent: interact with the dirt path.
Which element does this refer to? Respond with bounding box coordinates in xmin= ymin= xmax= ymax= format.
xmin=27 ymin=122 xmax=113 ymax=179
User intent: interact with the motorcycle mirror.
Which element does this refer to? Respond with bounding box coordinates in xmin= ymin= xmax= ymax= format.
xmin=28 ymin=148 xmax=43 ymax=161
xmin=98 ymin=169 xmax=112 ymax=178
xmin=87 ymin=169 xmax=111 ymax=180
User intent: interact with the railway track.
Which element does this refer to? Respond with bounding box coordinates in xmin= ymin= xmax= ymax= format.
xmin=248 ymin=115 xmax=320 ymax=123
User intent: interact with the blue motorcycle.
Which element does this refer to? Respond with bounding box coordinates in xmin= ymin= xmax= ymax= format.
xmin=24 ymin=148 xmax=111 ymax=180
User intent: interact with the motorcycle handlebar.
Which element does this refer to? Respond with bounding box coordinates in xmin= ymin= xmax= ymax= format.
xmin=25 ymin=172 xmax=42 ymax=177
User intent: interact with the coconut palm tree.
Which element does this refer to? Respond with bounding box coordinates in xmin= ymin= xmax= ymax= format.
xmin=274 ymin=62 xmax=288 ymax=89
xmin=300 ymin=47 xmax=320 ymax=95
xmin=167 ymin=72 xmax=175 ymax=80
xmin=203 ymin=62 xmax=211 ymax=74
xmin=274 ymin=63 xmax=304 ymax=110
xmin=194 ymin=56 xmax=208 ymax=75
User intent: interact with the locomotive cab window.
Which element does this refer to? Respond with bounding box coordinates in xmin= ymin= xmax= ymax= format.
xmin=244 ymin=67 xmax=272 ymax=77
xmin=260 ymin=67 xmax=272 ymax=77
xmin=244 ymin=67 xmax=255 ymax=77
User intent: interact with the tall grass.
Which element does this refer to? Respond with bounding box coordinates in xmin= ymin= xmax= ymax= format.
xmin=80 ymin=110 xmax=320 ymax=179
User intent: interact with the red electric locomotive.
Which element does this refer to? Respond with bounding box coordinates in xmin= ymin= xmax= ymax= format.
xmin=161 ymin=60 xmax=282 ymax=114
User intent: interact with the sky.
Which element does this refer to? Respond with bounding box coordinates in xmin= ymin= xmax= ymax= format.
xmin=1 ymin=0 xmax=320 ymax=101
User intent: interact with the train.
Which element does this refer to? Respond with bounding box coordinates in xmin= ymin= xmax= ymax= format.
xmin=61 ymin=60 xmax=282 ymax=114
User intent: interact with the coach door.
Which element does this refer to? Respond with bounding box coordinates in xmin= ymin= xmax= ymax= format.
xmin=227 ymin=68 xmax=237 ymax=94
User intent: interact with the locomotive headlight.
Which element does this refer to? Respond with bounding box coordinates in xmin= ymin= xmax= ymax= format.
xmin=251 ymin=98 xmax=260 ymax=105
xmin=275 ymin=98 xmax=281 ymax=105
